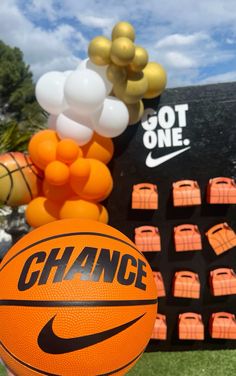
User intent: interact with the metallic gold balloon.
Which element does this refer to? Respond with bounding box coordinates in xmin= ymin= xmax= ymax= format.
xmin=112 ymin=21 xmax=135 ymax=41
xmin=106 ymin=63 xmax=127 ymax=84
xmin=110 ymin=37 xmax=135 ymax=67
xmin=129 ymin=46 xmax=149 ymax=72
xmin=127 ymin=100 xmax=144 ymax=125
xmin=143 ymin=62 xmax=167 ymax=98
xmin=88 ymin=36 xmax=112 ymax=66
xmin=113 ymin=71 xmax=148 ymax=104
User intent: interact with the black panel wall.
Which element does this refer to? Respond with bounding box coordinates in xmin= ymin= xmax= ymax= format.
xmin=107 ymin=82 xmax=236 ymax=351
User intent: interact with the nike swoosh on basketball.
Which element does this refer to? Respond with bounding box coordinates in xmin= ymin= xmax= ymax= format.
xmin=38 ymin=313 xmax=145 ymax=354
xmin=146 ymin=146 xmax=191 ymax=168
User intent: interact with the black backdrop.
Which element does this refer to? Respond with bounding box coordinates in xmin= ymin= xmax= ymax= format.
xmin=106 ymin=82 xmax=236 ymax=351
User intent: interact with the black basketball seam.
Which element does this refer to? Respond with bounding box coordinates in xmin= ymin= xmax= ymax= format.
xmin=0 ymin=162 xmax=14 ymax=205
xmin=0 ymin=231 xmax=144 ymax=272
xmin=0 ymin=298 xmax=158 ymax=307
xmin=0 ymin=164 xmax=41 ymax=180
xmin=22 ymin=153 xmax=44 ymax=180
xmin=98 ymin=348 xmax=144 ymax=375
xmin=10 ymin=152 xmax=33 ymax=200
xmin=0 ymin=341 xmax=59 ymax=376
xmin=0 ymin=342 xmax=145 ymax=376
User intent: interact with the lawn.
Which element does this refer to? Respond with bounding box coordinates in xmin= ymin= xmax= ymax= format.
xmin=0 ymin=350 xmax=235 ymax=376
xmin=128 ymin=350 xmax=236 ymax=376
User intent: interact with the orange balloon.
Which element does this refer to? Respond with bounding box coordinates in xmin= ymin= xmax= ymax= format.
xmin=92 ymin=183 xmax=113 ymax=203
xmin=37 ymin=140 xmax=57 ymax=169
xmin=56 ymin=139 xmax=82 ymax=164
xmin=26 ymin=197 xmax=61 ymax=228
xmin=98 ymin=204 xmax=109 ymax=224
xmin=28 ymin=130 xmax=59 ymax=170
xmin=43 ymin=180 xmax=74 ymax=202
xmin=70 ymin=158 xmax=91 ymax=179
xmin=81 ymin=133 xmax=114 ymax=164
xmin=45 ymin=161 xmax=70 ymax=186
xmin=59 ymin=197 xmax=100 ymax=221
xmin=70 ymin=159 xmax=113 ymax=202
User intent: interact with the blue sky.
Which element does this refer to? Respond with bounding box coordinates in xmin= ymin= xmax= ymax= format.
xmin=1 ymin=0 xmax=236 ymax=87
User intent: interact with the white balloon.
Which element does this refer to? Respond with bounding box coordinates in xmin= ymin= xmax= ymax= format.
xmin=77 ymin=58 xmax=113 ymax=96
xmin=35 ymin=71 xmax=68 ymax=115
xmin=64 ymin=69 xmax=106 ymax=116
xmin=63 ymin=70 xmax=73 ymax=77
xmin=47 ymin=114 xmax=58 ymax=130
xmin=77 ymin=59 xmax=89 ymax=70
xmin=56 ymin=109 xmax=94 ymax=146
xmin=93 ymin=96 xmax=129 ymax=138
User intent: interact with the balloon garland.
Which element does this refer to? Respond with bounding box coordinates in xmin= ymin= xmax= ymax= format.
xmin=25 ymin=129 xmax=113 ymax=227
xmin=0 ymin=21 xmax=167 ymax=229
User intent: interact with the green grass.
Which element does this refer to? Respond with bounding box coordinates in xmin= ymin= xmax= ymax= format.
xmin=128 ymin=350 xmax=236 ymax=376
xmin=0 ymin=350 xmax=235 ymax=375
xmin=0 ymin=365 xmax=6 ymax=376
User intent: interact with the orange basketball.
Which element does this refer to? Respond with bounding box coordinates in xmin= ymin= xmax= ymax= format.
xmin=0 ymin=219 xmax=157 ymax=376
xmin=0 ymin=152 xmax=43 ymax=207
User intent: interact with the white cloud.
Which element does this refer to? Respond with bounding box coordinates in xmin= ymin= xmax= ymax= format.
xmin=199 ymin=71 xmax=236 ymax=85
xmin=0 ymin=0 xmax=236 ymax=87
xmin=226 ymin=38 xmax=235 ymax=45
xmin=156 ymin=33 xmax=210 ymax=48
xmin=0 ymin=0 xmax=84 ymax=79
xmin=76 ymin=16 xmax=115 ymax=36
xmin=26 ymin=0 xmax=57 ymax=21
xmin=164 ymin=52 xmax=196 ymax=69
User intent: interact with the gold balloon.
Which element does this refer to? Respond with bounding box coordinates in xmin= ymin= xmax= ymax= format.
xmin=112 ymin=21 xmax=135 ymax=41
xmin=143 ymin=62 xmax=167 ymax=98
xmin=129 ymin=46 xmax=149 ymax=72
xmin=88 ymin=36 xmax=112 ymax=66
xmin=110 ymin=37 xmax=135 ymax=67
xmin=113 ymin=71 xmax=148 ymax=104
xmin=127 ymin=100 xmax=144 ymax=125
xmin=106 ymin=64 xmax=127 ymax=84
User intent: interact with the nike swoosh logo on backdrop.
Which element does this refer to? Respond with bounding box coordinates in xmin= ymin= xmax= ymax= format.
xmin=38 ymin=313 xmax=145 ymax=354
xmin=146 ymin=146 xmax=191 ymax=168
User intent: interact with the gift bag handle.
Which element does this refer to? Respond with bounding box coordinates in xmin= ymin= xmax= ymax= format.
xmin=210 ymin=177 xmax=233 ymax=186
xmin=179 ymin=312 xmax=200 ymax=322
xmin=135 ymin=226 xmax=158 ymax=235
xmin=175 ymin=271 xmax=197 ymax=280
xmin=174 ymin=224 xmax=197 ymax=234
xmin=173 ymin=180 xmax=198 ymax=189
xmin=133 ymin=183 xmax=156 ymax=191
xmin=206 ymin=222 xmax=229 ymax=237
xmin=210 ymin=268 xmax=232 ymax=278
xmin=212 ymin=312 xmax=234 ymax=320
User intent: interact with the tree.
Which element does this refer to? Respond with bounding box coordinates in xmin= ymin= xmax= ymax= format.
xmin=0 ymin=40 xmax=46 ymax=153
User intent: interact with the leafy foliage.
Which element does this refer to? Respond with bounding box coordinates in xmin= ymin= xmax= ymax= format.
xmin=0 ymin=40 xmax=46 ymax=152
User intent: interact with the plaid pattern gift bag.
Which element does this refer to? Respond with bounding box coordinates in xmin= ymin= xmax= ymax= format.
xmin=210 ymin=312 xmax=236 ymax=339
xmin=178 ymin=313 xmax=204 ymax=340
xmin=132 ymin=183 xmax=158 ymax=209
xmin=134 ymin=226 xmax=161 ymax=252
xmin=173 ymin=180 xmax=201 ymax=206
xmin=151 ymin=314 xmax=167 ymax=340
xmin=174 ymin=224 xmax=202 ymax=252
xmin=210 ymin=268 xmax=236 ymax=296
xmin=207 ymin=177 xmax=236 ymax=204
xmin=206 ymin=222 xmax=236 ymax=255
xmin=153 ymin=271 xmax=166 ymax=297
xmin=173 ymin=271 xmax=201 ymax=299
